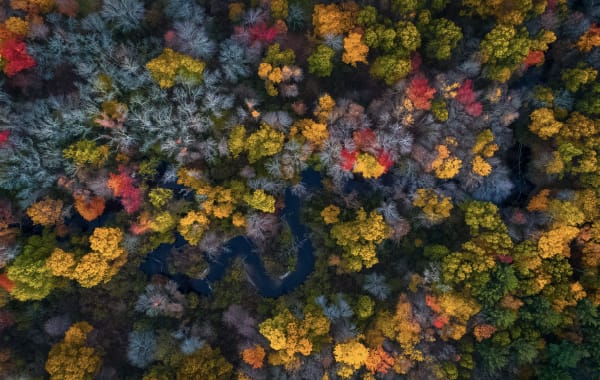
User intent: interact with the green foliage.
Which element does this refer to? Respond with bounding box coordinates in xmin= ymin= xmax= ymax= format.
xmin=7 ymin=231 xmax=61 ymax=301
xmin=246 ymin=124 xmax=285 ymax=163
xmin=308 ymin=44 xmax=335 ymax=77
xmin=369 ymin=55 xmax=411 ymax=85
xmin=263 ymin=43 xmax=296 ymax=67
xmin=420 ymin=18 xmax=462 ymax=61
xmin=63 ymin=140 xmax=110 ymax=167
xmin=561 ymin=65 xmax=598 ymax=93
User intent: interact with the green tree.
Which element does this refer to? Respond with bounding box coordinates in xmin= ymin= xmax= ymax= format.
xmin=369 ymin=55 xmax=411 ymax=85
xmin=421 ymin=18 xmax=462 ymax=61
xmin=308 ymin=44 xmax=335 ymax=77
xmin=7 ymin=231 xmax=61 ymax=301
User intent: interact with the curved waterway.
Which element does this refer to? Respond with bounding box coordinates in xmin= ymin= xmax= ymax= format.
xmin=140 ymin=169 xmax=321 ymax=297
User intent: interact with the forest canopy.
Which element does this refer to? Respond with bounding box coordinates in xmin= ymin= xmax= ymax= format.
xmin=1 ymin=0 xmax=600 ymax=379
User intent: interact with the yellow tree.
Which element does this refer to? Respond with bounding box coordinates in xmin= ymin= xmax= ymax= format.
xmin=243 ymin=189 xmax=276 ymax=213
xmin=430 ymin=145 xmax=462 ymax=179
xmin=146 ymin=48 xmax=205 ymax=88
xmin=343 ymin=32 xmax=369 ymax=67
xmin=329 ymin=209 xmax=389 ymax=272
xmin=246 ymin=124 xmax=285 ymax=163
xmin=46 ymin=227 xmax=128 ymax=288
xmin=312 ymin=2 xmax=358 ymax=38
xmin=178 ymin=210 xmax=210 ymax=245
xmin=45 ymin=322 xmax=102 ymax=380
xmin=259 ymin=304 xmax=330 ymax=368
xmin=333 ymin=339 xmax=369 ymax=378
xmin=26 ymin=198 xmax=63 ymax=226
xmin=412 ymin=189 xmax=453 ymax=223
xmin=529 ymin=108 xmax=563 ymax=139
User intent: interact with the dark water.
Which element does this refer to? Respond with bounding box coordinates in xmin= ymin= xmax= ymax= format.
xmin=140 ymin=169 xmax=322 ymax=297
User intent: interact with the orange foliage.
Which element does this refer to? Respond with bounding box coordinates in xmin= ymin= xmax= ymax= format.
xmin=73 ymin=192 xmax=106 ymax=222
xmin=577 ymin=24 xmax=600 ymax=53
xmin=242 ymin=345 xmax=265 ymax=369
xmin=0 ymin=273 xmax=14 ymax=292
xmin=365 ymin=346 xmax=395 ymax=375
xmin=312 ymin=2 xmax=358 ymax=38
xmin=425 ymin=294 xmax=442 ymax=313
xmin=407 ymin=76 xmax=436 ymax=110
xmin=527 ymin=189 xmax=551 ymax=212
xmin=473 ymin=324 xmax=496 ymax=342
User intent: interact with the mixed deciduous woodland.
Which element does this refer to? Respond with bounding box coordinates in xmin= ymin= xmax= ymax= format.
xmin=1 ymin=0 xmax=600 ymax=379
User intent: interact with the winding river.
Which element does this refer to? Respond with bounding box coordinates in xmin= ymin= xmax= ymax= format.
xmin=140 ymin=169 xmax=321 ymax=297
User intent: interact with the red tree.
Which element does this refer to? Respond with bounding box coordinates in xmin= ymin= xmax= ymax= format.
xmin=0 ymin=40 xmax=36 ymax=77
xmin=407 ymin=75 xmax=436 ymax=110
xmin=340 ymin=148 xmax=358 ymax=171
xmin=107 ymin=166 xmax=143 ymax=214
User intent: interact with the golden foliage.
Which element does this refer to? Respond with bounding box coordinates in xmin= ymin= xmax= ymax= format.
xmin=314 ymin=93 xmax=335 ymax=123
xmin=4 ymin=17 xmax=29 ymax=37
xmin=333 ymin=339 xmax=369 ymax=378
xmin=243 ymin=189 xmax=276 ymax=213
xmin=529 ymin=108 xmax=563 ymax=139
xmin=296 ymin=119 xmax=328 ymax=147
xmin=312 ymin=2 xmax=358 ymax=38
xmin=472 ymin=155 xmax=492 ymax=176
xmin=527 ymin=189 xmax=551 ymax=212
xmin=430 ymin=145 xmax=462 ymax=179
xmin=353 ymin=153 xmax=386 ymax=179
xmin=343 ymin=32 xmax=369 ymax=67
xmin=146 ymin=48 xmax=205 ymax=88
xmin=27 ymin=198 xmax=63 ymax=226
xmin=178 ymin=210 xmax=210 ymax=245
xmin=259 ymin=305 xmax=330 ymax=368
xmin=46 ymin=227 xmax=127 ymax=288
xmin=321 ymin=205 xmax=341 ymax=225
xmin=412 ymin=189 xmax=453 ymax=223
xmin=329 ymin=209 xmax=389 ymax=272
xmin=538 ymin=225 xmax=580 ymax=258
xmin=45 ymin=322 xmax=102 ymax=380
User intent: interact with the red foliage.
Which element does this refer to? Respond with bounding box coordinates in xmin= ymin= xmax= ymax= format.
xmin=425 ymin=294 xmax=442 ymax=313
xmin=248 ymin=22 xmax=279 ymax=43
xmin=411 ymin=52 xmax=422 ymax=73
xmin=456 ymin=79 xmax=476 ymax=105
xmin=407 ymin=75 xmax=436 ymax=110
xmin=340 ymin=148 xmax=358 ymax=171
xmin=376 ymin=149 xmax=394 ymax=172
xmin=353 ymin=129 xmax=377 ymax=150
xmin=0 ymin=40 xmax=36 ymax=77
xmin=496 ymin=255 xmax=513 ymax=264
xmin=432 ymin=314 xmax=449 ymax=329
xmin=0 ymin=130 xmax=10 ymax=147
xmin=465 ymin=101 xmax=483 ymax=117
xmin=164 ymin=30 xmax=177 ymax=45
xmin=0 ymin=273 xmax=14 ymax=292
xmin=524 ymin=50 xmax=545 ymax=67
xmin=107 ymin=166 xmax=143 ymax=214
